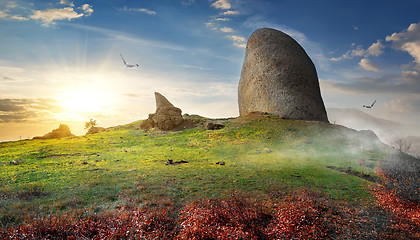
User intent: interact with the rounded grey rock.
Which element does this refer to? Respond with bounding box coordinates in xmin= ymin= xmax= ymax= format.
xmin=238 ymin=28 xmax=328 ymax=122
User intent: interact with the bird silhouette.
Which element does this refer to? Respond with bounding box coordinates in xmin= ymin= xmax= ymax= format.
xmin=120 ymin=54 xmax=139 ymax=69
xmin=363 ymin=100 xmax=376 ymax=109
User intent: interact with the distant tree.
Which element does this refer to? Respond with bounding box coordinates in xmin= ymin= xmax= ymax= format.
xmin=393 ymin=137 xmax=412 ymax=154
xmin=85 ymin=119 xmax=97 ymax=130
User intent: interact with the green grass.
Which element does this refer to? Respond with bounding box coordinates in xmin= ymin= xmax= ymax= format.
xmin=0 ymin=114 xmax=389 ymax=227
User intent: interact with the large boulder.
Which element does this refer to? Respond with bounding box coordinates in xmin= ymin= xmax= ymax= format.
xmin=238 ymin=28 xmax=329 ymax=122
xmin=140 ymin=92 xmax=193 ymax=131
xmin=33 ymin=124 xmax=74 ymax=139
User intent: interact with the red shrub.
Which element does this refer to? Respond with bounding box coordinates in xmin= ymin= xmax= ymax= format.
xmin=2 ymin=207 xmax=176 ymax=239
xmin=177 ymin=197 xmax=270 ymax=239
xmin=373 ymin=186 xmax=420 ymax=238
xmin=3 ymin=190 xmax=408 ymax=239
xmin=264 ymin=191 xmax=330 ymax=239
xmin=176 ymin=191 xmax=359 ymax=239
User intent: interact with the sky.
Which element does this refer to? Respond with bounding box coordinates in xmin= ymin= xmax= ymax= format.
xmin=1 ymin=0 xmax=420 ymax=141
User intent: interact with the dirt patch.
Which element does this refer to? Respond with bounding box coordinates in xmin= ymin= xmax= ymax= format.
xmin=327 ymin=165 xmax=379 ymax=183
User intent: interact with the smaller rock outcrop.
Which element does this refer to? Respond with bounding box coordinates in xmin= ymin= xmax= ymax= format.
xmin=33 ymin=124 xmax=74 ymax=140
xmin=86 ymin=127 xmax=106 ymax=135
xmin=140 ymin=92 xmax=194 ymax=131
xmin=206 ymin=122 xmax=225 ymax=130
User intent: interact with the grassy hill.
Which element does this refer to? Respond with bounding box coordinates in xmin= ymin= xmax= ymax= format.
xmin=1 ymin=114 xmax=419 ymax=239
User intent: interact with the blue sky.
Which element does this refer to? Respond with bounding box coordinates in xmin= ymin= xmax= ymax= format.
xmin=1 ymin=0 xmax=420 ymax=141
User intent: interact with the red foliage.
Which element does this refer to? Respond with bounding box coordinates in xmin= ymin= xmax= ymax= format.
xmin=177 ymin=191 xmax=366 ymax=239
xmin=2 ymin=207 xmax=176 ymax=239
xmin=177 ymin=197 xmax=270 ymax=239
xmin=4 ymin=189 xmax=418 ymax=239
xmin=374 ymin=187 xmax=420 ymax=224
xmin=264 ymin=191 xmax=370 ymax=239
xmin=265 ymin=193 xmax=329 ymax=239
xmin=372 ymin=164 xmax=420 ymax=239
xmin=373 ymin=186 xmax=420 ymax=238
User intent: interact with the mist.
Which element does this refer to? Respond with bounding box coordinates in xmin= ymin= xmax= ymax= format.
xmin=327 ymin=108 xmax=420 ymax=157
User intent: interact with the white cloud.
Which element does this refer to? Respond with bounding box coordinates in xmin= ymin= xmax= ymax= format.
xmin=220 ymin=27 xmax=234 ymax=33
xmin=205 ymin=21 xmax=217 ymax=31
xmin=60 ymin=0 xmax=74 ymax=7
xmin=367 ymin=40 xmax=385 ymax=56
xmin=30 ymin=7 xmax=84 ymax=26
xmin=211 ymin=0 xmax=231 ymax=10
xmin=386 ymin=23 xmax=420 ymax=66
xmin=207 ymin=0 xmax=242 ymax=48
xmin=330 ymin=40 xmax=385 ymax=62
xmin=331 ymin=40 xmax=385 ymax=62
xmin=359 ymin=58 xmax=380 ymax=72
xmin=402 ymin=69 xmax=420 ymax=84
xmin=0 ymin=8 xmax=28 ymax=21
xmin=223 ymin=10 xmax=240 ymax=15
xmin=228 ymin=35 xmax=246 ymax=48
xmin=403 ymin=70 xmax=418 ymax=76
xmin=0 ymin=10 xmax=8 ymax=18
xmin=119 ymin=7 xmax=156 ymax=15
xmin=234 ymin=43 xmax=246 ymax=48
xmin=0 ymin=1 xmax=92 ymax=25
xmin=228 ymin=35 xmax=245 ymax=42
xmin=402 ymin=42 xmax=420 ymax=64
xmin=10 ymin=15 xmax=28 ymax=21
xmin=330 ymin=45 xmax=366 ymax=61
xmin=79 ymin=4 xmax=93 ymax=16
xmin=134 ymin=8 xmax=156 ymax=15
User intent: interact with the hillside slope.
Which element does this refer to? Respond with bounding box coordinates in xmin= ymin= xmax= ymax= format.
xmin=328 ymin=108 xmax=420 ymax=157
xmin=1 ymin=114 xmax=419 ymax=239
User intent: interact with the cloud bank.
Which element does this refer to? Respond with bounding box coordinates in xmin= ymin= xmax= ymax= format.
xmin=0 ymin=1 xmax=93 ymax=27
xmin=0 ymin=98 xmax=63 ymax=123
xmin=386 ymin=23 xmax=420 ymax=68
xmin=211 ymin=0 xmax=231 ymax=10
xmin=330 ymin=41 xmax=385 ymax=62
xmin=206 ymin=0 xmax=246 ymax=48
xmin=359 ymin=58 xmax=380 ymax=72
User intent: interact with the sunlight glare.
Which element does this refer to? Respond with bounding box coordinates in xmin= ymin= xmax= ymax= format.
xmin=60 ymin=89 xmax=110 ymax=113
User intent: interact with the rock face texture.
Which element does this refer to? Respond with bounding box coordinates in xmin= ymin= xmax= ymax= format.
xmin=140 ymin=92 xmax=193 ymax=131
xmin=238 ymin=28 xmax=329 ymax=122
xmin=33 ymin=124 xmax=74 ymax=139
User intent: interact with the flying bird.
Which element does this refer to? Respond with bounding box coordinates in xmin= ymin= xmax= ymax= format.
xmin=363 ymin=100 xmax=376 ymax=109
xmin=120 ymin=54 xmax=139 ymax=69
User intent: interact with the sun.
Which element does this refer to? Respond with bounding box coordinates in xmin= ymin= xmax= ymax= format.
xmin=60 ymin=90 xmax=110 ymax=113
